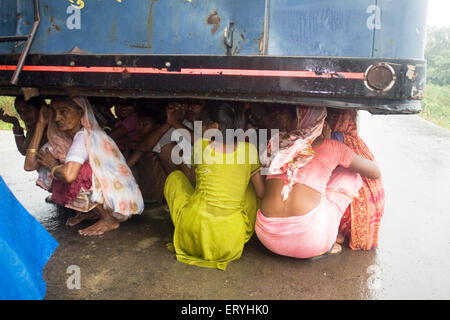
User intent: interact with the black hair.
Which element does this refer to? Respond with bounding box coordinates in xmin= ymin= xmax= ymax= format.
xmin=115 ymin=98 xmax=136 ymax=107
xmin=183 ymin=98 xmax=206 ymax=106
xmin=136 ymin=106 xmax=158 ymax=124
xmin=88 ymin=96 xmax=112 ymax=107
xmin=265 ymin=103 xmax=297 ymax=118
xmin=14 ymin=95 xmax=43 ymax=110
xmin=201 ymin=100 xmax=244 ymax=137
xmin=137 ymin=99 xmax=170 ymax=124
xmin=285 ymin=105 xmax=298 ymax=118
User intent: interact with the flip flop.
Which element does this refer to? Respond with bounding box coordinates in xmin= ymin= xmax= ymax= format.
xmin=45 ymin=195 xmax=54 ymax=204
xmin=306 ymin=243 xmax=342 ymax=262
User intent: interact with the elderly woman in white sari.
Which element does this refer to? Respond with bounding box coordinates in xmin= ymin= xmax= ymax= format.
xmin=24 ymin=97 xmax=144 ymax=236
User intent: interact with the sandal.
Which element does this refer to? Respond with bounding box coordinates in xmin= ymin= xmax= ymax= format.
xmin=45 ymin=195 xmax=54 ymax=204
xmin=307 ymin=243 xmax=342 ymax=262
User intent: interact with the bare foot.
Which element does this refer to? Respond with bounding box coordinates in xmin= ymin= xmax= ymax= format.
xmin=78 ymin=215 xmax=120 ymax=236
xmin=66 ymin=211 xmax=100 ymax=227
xmin=336 ymin=233 xmax=345 ymax=244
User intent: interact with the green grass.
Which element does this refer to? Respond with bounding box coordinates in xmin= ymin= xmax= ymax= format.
xmin=420 ymin=84 xmax=450 ymax=130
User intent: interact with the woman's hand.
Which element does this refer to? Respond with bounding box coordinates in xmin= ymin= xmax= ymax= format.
xmin=37 ymin=105 xmax=51 ymax=127
xmin=0 ymin=109 xmax=19 ymax=125
xmin=322 ymin=121 xmax=331 ymax=139
xmin=349 ymin=154 xmax=381 ymax=180
xmin=251 ymin=170 xmax=265 ymax=199
xmin=37 ymin=149 xmax=59 ymax=170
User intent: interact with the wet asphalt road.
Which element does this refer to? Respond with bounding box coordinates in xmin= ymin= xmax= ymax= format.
xmin=0 ymin=111 xmax=449 ymax=300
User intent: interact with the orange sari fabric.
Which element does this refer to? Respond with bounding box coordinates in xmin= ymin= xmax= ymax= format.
xmin=329 ymin=110 xmax=385 ymax=250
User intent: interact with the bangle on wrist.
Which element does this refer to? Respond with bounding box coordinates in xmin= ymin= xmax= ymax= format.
xmin=14 ymin=133 xmax=24 ymax=137
xmin=51 ymin=165 xmax=62 ymax=176
xmin=27 ymin=148 xmax=38 ymax=154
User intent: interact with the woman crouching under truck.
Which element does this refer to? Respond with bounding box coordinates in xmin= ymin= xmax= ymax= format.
xmin=164 ymin=101 xmax=264 ymax=270
xmin=255 ymin=106 xmax=381 ymax=260
xmin=24 ymin=97 xmax=144 ymax=236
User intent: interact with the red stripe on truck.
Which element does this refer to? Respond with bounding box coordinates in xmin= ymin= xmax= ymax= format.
xmin=0 ymin=65 xmax=365 ymax=79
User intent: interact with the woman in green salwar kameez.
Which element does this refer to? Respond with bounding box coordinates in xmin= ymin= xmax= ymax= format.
xmin=164 ymin=101 xmax=264 ymax=270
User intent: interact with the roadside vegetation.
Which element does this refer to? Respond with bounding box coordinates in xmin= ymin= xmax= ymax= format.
xmin=0 ymin=96 xmax=18 ymax=130
xmin=422 ymin=84 xmax=450 ymax=129
xmin=422 ymin=26 xmax=450 ymax=129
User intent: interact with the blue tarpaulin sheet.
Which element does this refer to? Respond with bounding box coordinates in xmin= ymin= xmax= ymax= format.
xmin=0 ymin=176 xmax=58 ymax=300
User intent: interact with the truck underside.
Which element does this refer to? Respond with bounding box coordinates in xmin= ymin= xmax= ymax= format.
xmin=0 ymin=53 xmax=426 ymax=114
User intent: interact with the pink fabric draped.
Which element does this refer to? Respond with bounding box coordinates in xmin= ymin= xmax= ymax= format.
xmin=256 ymin=166 xmax=363 ymax=258
xmin=262 ymin=106 xmax=327 ymax=200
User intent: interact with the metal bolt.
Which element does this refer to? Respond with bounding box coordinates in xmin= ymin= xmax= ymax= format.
xmin=165 ymin=61 xmax=171 ymax=68
xmin=116 ymin=60 xmax=122 ymax=66
xmin=69 ymin=61 xmax=75 ymax=66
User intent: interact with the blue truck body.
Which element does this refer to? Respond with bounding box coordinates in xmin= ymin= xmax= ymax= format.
xmin=0 ymin=0 xmax=429 ymax=114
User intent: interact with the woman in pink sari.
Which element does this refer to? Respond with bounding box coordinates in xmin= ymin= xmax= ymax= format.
xmin=255 ymin=106 xmax=381 ymax=259
xmin=25 ymin=97 xmax=144 ymax=236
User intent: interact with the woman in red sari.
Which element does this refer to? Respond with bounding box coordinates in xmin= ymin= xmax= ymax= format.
xmin=328 ymin=109 xmax=385 ymax=250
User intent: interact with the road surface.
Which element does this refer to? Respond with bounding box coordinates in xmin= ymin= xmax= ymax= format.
xmin=0 ymin=111 xmax=449 ymax=299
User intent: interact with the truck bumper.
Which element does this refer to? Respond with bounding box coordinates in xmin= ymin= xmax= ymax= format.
xmin=0 ymin=54 xmax=426 ymax=114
